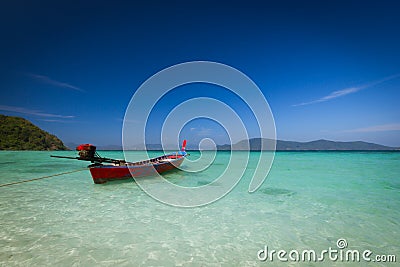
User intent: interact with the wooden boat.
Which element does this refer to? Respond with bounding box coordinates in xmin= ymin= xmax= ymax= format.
xmin=51 ymin=140 xmax=187 ymax=184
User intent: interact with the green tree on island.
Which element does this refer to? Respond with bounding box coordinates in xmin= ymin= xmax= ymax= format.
xmin=0 ymin=115 xmax=67 ymax=150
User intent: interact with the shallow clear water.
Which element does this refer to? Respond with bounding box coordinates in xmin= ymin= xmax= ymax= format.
xmin=0 ymin=151 xmax=399 ymax=266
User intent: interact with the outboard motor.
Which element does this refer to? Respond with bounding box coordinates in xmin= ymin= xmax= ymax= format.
xmin=76 ymin=144 xmax=97 ymax=160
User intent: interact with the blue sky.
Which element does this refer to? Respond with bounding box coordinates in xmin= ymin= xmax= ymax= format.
xmin=0 ymin=0 xmax=399 ymax=147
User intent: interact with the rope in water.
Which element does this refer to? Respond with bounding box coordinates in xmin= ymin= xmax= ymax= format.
xmin=0 ymin=168 xmax=87 ymax=188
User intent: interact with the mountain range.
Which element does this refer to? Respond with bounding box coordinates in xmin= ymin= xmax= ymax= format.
xmin=67 ymin=139 xmax=399 ymax=151
xmin=217 ymin=138 xmax=398 ymax=151
xmin=3 ymin=114 xmax=396 ymax=151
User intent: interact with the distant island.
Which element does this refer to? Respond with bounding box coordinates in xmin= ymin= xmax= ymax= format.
xmin=0 ymin=115 xmax=68 ymax=150
xmin=90 ymin=138 xmax=398 ymax=151
xmin=2 ymin=115 xmax=398 ymax=151
xmin=217 ymin=138 xmax=399 ymax=151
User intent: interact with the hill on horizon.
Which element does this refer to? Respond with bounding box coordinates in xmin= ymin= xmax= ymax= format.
xmin=81 ymin=138 xmax=399 ymax=151
xmin=0 ymin=115 xmax=68 ymax=150
xmin=217 ymin=138 xmax=398 ymax=151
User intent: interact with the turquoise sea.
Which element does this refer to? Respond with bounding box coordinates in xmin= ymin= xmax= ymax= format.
xmin=0 ymin=151 xmax=399 ymax=266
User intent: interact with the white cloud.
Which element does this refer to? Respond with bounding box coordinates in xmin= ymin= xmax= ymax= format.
xmin=39 ymin=119 xmax=74 ymax=123
xmin=197 ymin=127 xmax=213 ymax=136
xmin=294 ymin=87 xmax=362 ymax=106
xmin=342 ymin=123 xmax=400 ymax=133
xmin=28 ymin=73 xmax=84 ymax=92
xmin=0 ymin=105 xmax=74 ymax=118
xmin=293 ymin=73 xmax=400 ymax=107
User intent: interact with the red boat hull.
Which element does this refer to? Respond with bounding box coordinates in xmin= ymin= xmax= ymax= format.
xmin=89 ymin=156 xmax=185 ymax=184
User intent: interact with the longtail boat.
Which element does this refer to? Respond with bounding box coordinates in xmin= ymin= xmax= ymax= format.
xmin=51 ymin=140 xmax=187 ymax=184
